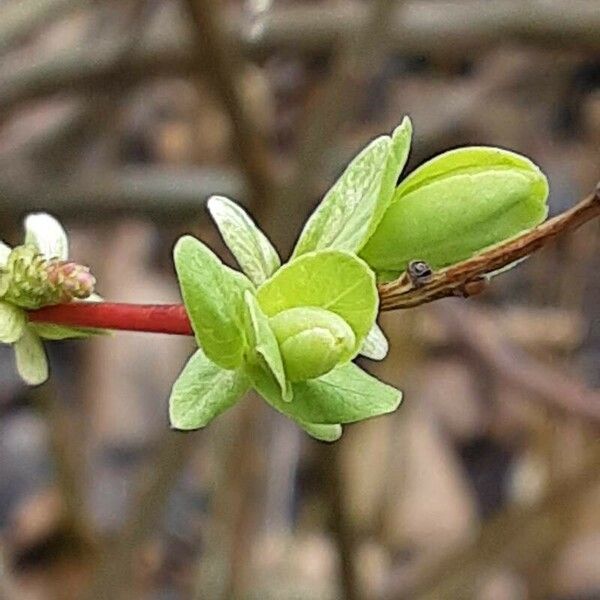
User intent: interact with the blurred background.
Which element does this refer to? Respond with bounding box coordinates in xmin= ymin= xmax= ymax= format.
xmin=0 ymin=0 xmax=599 ymax=598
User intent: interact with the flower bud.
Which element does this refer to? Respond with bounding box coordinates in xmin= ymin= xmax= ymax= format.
xmin=2 ymin=245 xmax=95 ymax=309
xmin=269 ymin=306 xmax=356 ymax=382
xmin=359 ymin=147 xmax=549 ymax=276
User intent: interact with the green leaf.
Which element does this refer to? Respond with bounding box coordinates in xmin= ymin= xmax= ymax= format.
xmin=360 ymin=146 xmax=549 ymax=273
xmin=244 ymin=291 xmax=292 ymax=401
xmin=0 ymin=301 xmax=26 ymax=343
xmin=174 ymin=235 xmax=254 ymax=369
xmin=31 ymin=323 xmax=105 ymax=340
xmin=257 ymin=250 xmax=378 ymax=356
xmin=292 ymin=117 xmax=412 ymax=257
xmin=24 ymin=213 xmax=68 ymax=260
xmin=169 ymin=348 xmax=250 ymax=430
xmin=251 ymin=361 xmax=402 ymax=425
xmin=14 ymin=327 xmax=48 ymax=385
xmin=295 ymin=419 xmax=343 ymax=442
xmin=359 ymin=322 xmax=389 ymax=360
xmin=207 ymin=195 xmax=281 ymax=286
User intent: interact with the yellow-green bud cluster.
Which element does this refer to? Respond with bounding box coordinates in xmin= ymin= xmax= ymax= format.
xmin=1 ymin=245 xmax=95 ymax=309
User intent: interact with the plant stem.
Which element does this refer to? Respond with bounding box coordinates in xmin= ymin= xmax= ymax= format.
xmin=27 ymin=185 xmax=600 ymax=336
xmin=29 ymin=302 xmax=193 ymax=335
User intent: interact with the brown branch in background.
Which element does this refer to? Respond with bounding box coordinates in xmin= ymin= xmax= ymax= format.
xmin=184 ymin=0 xmax=274 ymax=211
xmin=84 ymin=431 xmax=195 ymax=600
xmin=434 ymin=301 xmax=600 ymax=425
xmin=379 ymin=186 xmax=600 ymax=311
xmin=271 ymin=0 xmax=402 ymax=250
xmin=30 ymin=383 xmax=91 ymax=542
xmin=383 ymin=444 xmax=600 ymax=600
xmin=1 ymin=1 xmax=599 ymax=118
xmin=0 ymin=0 xmax=89 ymax=56
xmin=289 ymin=0 xmax=401 ymax=199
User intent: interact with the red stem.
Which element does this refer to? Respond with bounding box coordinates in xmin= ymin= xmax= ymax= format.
xmin=28 ymin=302 xmax=193 ymax=336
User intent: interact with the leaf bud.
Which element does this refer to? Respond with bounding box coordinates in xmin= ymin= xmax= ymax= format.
xmin=269 ymin=306 xmax=356 ymax=381
xmin=359 ymin=147 xmax=549 ymax=276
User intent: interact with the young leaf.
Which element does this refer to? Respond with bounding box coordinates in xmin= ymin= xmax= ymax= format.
xmin=169 ymin=348 xmax=250 ymax=430
xmin=31 ymin=323 xmax=105 ymax=340
xmin=0 ymin=301 xmax=26 ymax=343
xmin=174 ymin=235 xmax=254 ymax=369
xmin=14 ymin=327 xmax=48 ymax=385
xmin=359 ymin=322 xmax=389 ymax=360
xmin=207 ymin=196 xmax=281 ymax=286
xmin=295 ymin=419 xmax=343 ymax=442
xmin=244 ymin=291 xmax=292 ymax=401
xmin=292 ymin=117 xmax=412 ymax=257
xmin=257 ymin=250 xmax=378 ymax=356
xmin=251 ymin=361 xmax=402 ymax=425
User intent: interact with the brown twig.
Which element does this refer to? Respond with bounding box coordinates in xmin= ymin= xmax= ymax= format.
xmin=30 ymin=186 xmax=600 ymax=333
xmin=275 ymin=0 xmax=401 ymax=250
xmin=379 ymin=185 xmax=600 ymax=311
xmin=0 ymin=0 xmax=89 ymax=56
xmin=184 ymin=0 xmax=274 ymax=211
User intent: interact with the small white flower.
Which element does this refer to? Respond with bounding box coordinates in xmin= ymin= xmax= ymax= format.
xmin=0 ymin=213 xmax=96 ymax=385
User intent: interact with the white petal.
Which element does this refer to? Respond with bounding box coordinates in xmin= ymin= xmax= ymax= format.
xmin=24 ymin=213 xmax=68 ymax=260
xmin=0 ymin=301 xmax=26 ymax=343
xmin=15 ymin=327 xmax=49 ymax=385
xmin=0 ymin=240 xmax=10 ymax=267
xmin=78 ymin=292 xmax=102 ymax=302
xmin=359 ymin=322 xmax=389 ymax=360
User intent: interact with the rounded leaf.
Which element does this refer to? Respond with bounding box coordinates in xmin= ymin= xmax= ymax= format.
xmin=174 ymin=235 xmax=254 ymax=369
xmin=169 ymin=348 xmax=249 ymax=430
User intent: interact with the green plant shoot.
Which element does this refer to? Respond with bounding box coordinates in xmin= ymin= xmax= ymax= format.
xmin=168 ymin=116 xmax=549 ymax=441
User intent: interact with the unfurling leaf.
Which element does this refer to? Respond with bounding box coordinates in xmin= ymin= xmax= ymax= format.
xmin=292 ymin=117 xmax=412 ymax=257
xmin=244 ymin=291 xmax=292 ymax=401
xmin=208 ymin=195 xmax=281 ymax=286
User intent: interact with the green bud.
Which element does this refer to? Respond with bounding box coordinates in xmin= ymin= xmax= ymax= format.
xmin=2 ymin=245 xmax=96 ymax=309
xmin=359 ymin=147 xmax=549 ymax=275
xmin=269 ymin=307 xmax=356 ymax=382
